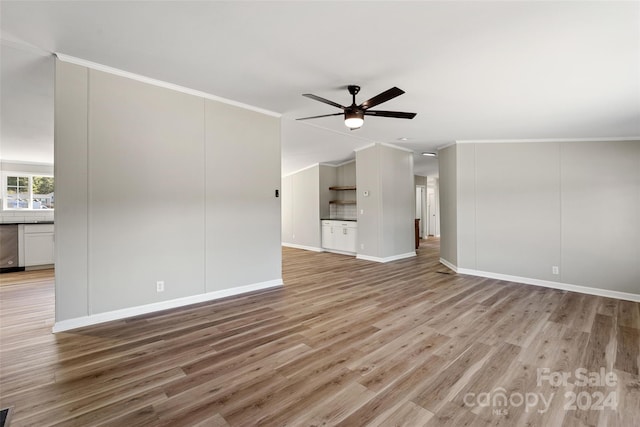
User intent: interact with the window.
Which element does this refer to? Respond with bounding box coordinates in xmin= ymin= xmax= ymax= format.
xmin=2 ymin=174 xmax=54 ymax=210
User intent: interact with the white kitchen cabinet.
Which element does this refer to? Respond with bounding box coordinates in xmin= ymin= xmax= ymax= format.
xmin=21 ymin=224 xmax=55 ymax=267
xmin=321 ymin=220 xmax=357 ymax=254
xmin=321 ymin=221 xmax=334 ymax=250
xmin=339 ymin=224 xmax=357 ymax=253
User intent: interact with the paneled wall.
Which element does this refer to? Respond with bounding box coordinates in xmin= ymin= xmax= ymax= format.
xmin=439 ymin=140 xmax=640 ymax=297
xmin=356 ymin=144 xmax=415 ymax=262
xmin=54 ymin=59 xmax=281 ymax=327
xmin=281 ymin=165 xmax=322 ymax=249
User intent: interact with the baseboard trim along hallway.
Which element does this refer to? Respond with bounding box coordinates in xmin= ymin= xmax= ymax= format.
xmin=52 ymin=278 xmax=284 ymax=333
xmin=440 ymin=258 xmax=640 ymax=303
xmin=357 ymin=251 xmax=417 ymax=263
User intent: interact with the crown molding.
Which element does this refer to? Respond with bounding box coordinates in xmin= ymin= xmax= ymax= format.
xmin=335 ymin=158 xmax=356 ymax=167
xmin=353 ymin=142 xmax=377 ymax=152
xmin=455 ymin=137 xmax=640 ymax=144
xmin=437 ymin=141 xmax=457 ymax=150
xmin=55 ymin=53 xmax=281 ymax=118
xmin=282 ymin=163 xmax=319 ymax=177
xmin=379 ymin=142 xmax=415 ymax=153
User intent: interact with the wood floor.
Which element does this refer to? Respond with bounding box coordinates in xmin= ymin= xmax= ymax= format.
xmin=1 ymin=239 xmax=639 ymax=426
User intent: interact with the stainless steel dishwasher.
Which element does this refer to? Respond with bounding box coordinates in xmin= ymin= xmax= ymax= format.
xmin=0 ymin=224 xmax=21 ymax=273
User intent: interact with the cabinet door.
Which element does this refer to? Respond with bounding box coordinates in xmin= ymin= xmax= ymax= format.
xmin=332 ymin=226 xmax=346 ymax=252
xmin=331 ymin=226 xmax=354 ymax=253
xmin=24 ymin=232 xmax=54 ymax=266
xmin=344 ymin=227 xmax=357 ymax=253
xmin=321 ymin=225 xmax=334 ymax=249
xmin=334 ymin=226 xmax=357 ymax=253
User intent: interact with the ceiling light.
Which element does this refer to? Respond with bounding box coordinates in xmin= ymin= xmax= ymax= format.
xmin=421 ymin=152 xmax=437 ymax=157
xmin=398 ymin=137 xmax=410 ymax=141
xmin=344 ymin=109 xmax=364 ymax=129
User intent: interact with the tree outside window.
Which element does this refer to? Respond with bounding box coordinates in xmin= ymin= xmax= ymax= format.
xmin=3 ymin=174 xmax=54 ymax=210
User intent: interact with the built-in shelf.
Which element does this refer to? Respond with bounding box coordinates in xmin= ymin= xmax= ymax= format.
xmin=329 ymin=200 xmax=357 ymax=205
xmin=329 ymin=186 xmax=356 ymax=191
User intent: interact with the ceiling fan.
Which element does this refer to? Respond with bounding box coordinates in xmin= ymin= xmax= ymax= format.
xmin=297 ymin=85 xmax=416 ymax=130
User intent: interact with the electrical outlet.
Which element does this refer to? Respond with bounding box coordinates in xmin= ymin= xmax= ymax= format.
xmin=552 ymin=266 xmax=559 ymax=275
xmin=156 ymin=280 xmax=165 ymax=292
xmin=360 ymin=209 xmax=364 ymax=215
xmin=360 ymin=243 xmax=364 ymax=250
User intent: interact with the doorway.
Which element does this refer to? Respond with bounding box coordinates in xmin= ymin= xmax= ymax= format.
xmin=415 ymin=186 xmax=427 ymax=238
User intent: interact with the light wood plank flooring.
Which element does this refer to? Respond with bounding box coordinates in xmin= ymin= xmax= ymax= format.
xmin=1 ymin=239 xmax=639 ymax=426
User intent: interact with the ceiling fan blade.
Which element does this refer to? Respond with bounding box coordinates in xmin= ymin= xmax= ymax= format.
xmin=359 ymin=87 xmax=405 ymax=110
xmin=296 ymin=112 xmax=343 ymax=120
xmin=363 ymin=110 xmax=416 ymax=119
xmin=302 ymin=94 xmax=345 ymax=110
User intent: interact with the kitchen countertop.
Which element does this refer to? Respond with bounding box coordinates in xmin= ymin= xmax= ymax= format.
xmin=321 ymin=218 xmax=357 ymax=222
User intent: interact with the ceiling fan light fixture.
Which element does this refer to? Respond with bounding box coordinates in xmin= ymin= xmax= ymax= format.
xmin=298 ymin=85 xmax=415 ymax=129
xmin=344 ymin=109 xmax=364 ymax=129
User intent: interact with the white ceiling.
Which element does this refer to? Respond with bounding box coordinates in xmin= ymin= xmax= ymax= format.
xmin=1 ymin=1 xmax=638 ymax=176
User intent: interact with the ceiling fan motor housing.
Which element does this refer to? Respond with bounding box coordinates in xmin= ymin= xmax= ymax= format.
xmin=347 ymin=85 xmax=361 ymax=96
xmin=345 ymin=107 xmax=364 ymax=120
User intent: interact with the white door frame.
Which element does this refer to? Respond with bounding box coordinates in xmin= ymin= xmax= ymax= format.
xmin=416 ymin=185 xmax=427 ymax=238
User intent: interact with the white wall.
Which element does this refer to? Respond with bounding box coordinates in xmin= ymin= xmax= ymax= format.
xmin=458 ymin=142 xmax=562 ymax=280
xmin=560 ymin=141 xmax=640 ymax=293
xmin=356 ymin=147 xmax=381 ymax=257
xmin=415 ymin=176 xmax=427 ymax=237
xmin=357 ymin=144 xmax=415 ymax=262
xmin=205 ymin=100 xmax=281 ymax=291
xmin=440 ymin=140 xmax=640 ymax=298
xmin=427 ymin=176 xmax=440 ymax=236
xmin=336 ymin=161 xmax=356 ymax=187
xmin=380 ymin=145 xmax=415 ymax=259
xmin=281 ymin=174 xmax=293 ymax=244
xmin=87 ymin=69 xmax=206 ymax=313
xmin=54 ymin=59 xmax=282 ymax=326
xmin=438 ymin=144 xmax=457 ymax=266
xmin=319 ymin=165 xmax=337 ymax=220
xmin=281 ymin=165 xmax=321 ymax=249
xmin=55 ymin=61 xmax=89 ymax=321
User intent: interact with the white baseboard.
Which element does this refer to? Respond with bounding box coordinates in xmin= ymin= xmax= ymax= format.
xmin=438 ymin=258 xmax=640 ymax=303
xmin=439 ymin=257 xmax=458 ymax=273
xmin=25 ymin=264 xmax=55 ymax=271
xmin=325 ymin=249 xmax=357 ymax=256
xmin=357 ymin=252 xmax=416 ymax=263
xmin=52 ymin=278 xmax=283 ymax=333
xmin=281 ymin=242 xmax=324 ymax=252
